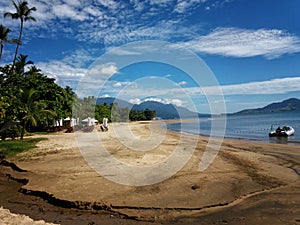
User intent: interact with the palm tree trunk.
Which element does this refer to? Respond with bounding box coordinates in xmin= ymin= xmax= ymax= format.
xmin=0 ymin=44 xmax=3 ymax=62
xmin=12 ymin=19 xmax=23 ymax=71
xmin=20 ymin=120 xmax=26 ymax=140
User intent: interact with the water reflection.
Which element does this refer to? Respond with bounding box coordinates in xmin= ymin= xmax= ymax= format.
xmin=269 ymin=136 xmax=289 ymax=144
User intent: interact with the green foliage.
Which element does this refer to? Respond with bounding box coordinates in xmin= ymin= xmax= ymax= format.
xmin=0 ymin=137 xmax=47 ymax=156
xmin=95 ymin=104 xmax=111 ymax=122
xmin=144 ymin=109 xmax=156 ymax=120
xmin=0 ymin=1 xmax=78 ymax=139
xmin=73 ymin=96 xmax=96 ymax=122
xmin=95 ymin=103 xmax=156 ymax=123
xmin=4 ymin=0 xmax=36 ymax=69
xmin=0 ymin=124 xmax=21 ymax=141
xmin=129 ymin=109 xmax=156 ymax=121
xmin=0 ymin=1 xmax=156 ymax=140
xmin=0 ymin=24 xmax=14 ymax=62
xmin=0 ymin=59 xmax=75 ymax=139
xmin=18 ymin=88 xmax=56 ymax=140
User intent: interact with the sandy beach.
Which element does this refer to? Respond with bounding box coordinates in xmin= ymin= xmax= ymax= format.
xmin=1 ymin=121 xmax=300 ymax=225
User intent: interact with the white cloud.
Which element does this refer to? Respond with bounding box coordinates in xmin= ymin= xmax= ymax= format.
xmin=178 ymin=81 xmax=187 ymax=86
xmin=188 ymin=77 xmax=300 ymax=96
xmin=143 ymin=97 xmax=183 ymax=106
xmin=37 ymin=61 xmax=87 ymax=78
xmin=148 ymin=98 xmax=183 ymax=106
xmin=62 ymin=49 xmax=96 ymax=68
xmin=129 ymin=97 xmax=183 ymax=106
xmin=129 ymin=98 xmax=142 ymax=104
xmin=87 ymin=63 xmax=118 ymax=77
xmin=113 ymin=82 xmax=122 ymax=87
xmin=0 ymin=0 xmax=188 ymax=45
xmin=174 ymin=0 xmax=206 ymax=13
xmin=52 ymin=4 xmax=87 ymax=21
xmin=220 ymin=77 xmax=300 ymax=95
xmin=96 ymin=0 xmax=118 ymax=10
xmin=63 ymin=0 xmax=82 ymax=7
xmin=164 ymin=98 xmax=183 ymax=106
xmin=205 ymin=0 xmax=234 ymax=10
xmin=181 ymin=27 xmax=300 ymax=59
xmin=107 ymin=47 xmax=142 ymax=56
xmin=83 ymin=6 xmax=103 ymax=17
xmin=130 ymin=0 xmax=144 ymax=11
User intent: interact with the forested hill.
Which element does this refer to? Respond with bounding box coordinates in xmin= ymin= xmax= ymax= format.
xmin=236 ymin=98 xmax=300 ymax=114
xmin=96 ymin=98 xmax=201 ymax=119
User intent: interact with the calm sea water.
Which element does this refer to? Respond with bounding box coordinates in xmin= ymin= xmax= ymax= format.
xmin=166 ymin=111 xmax=300 ymax=144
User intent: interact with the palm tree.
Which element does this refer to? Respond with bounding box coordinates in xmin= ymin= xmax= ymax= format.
xmin=4 ymin=0 xmax=36 ymax=70
xmin=19 ymin=88 xmax=55 ymax=140
xmin=0 ymin=25 xmax=11 ymax=62
xmin=15 ymin=54 xmax=33 ymax=75
xmin=27 ymin=65 xmax=41 ymax=74
xmin=0 ymin=25 xmax=19 ymax=63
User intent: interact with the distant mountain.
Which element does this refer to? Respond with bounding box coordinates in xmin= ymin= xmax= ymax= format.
xmin=96 ymin=97 xmax=133 ymax=108
xmin=96 ymin=98 xmax=201 ymax=119
xmin=132 ymin=101 xmax=199 ymax=119
xmin=236 ymin=98 xmax=300 ymax=114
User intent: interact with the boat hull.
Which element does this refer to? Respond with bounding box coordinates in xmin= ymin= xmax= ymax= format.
xmin=269 ymin=126 xmax=295 ymax=137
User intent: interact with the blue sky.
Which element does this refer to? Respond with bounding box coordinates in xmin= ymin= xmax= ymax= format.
xmin=1 ymin=0 xmax=300 ymax=113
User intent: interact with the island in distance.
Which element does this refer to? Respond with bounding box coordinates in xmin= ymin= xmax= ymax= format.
xmin=235 ymin=98 xmax=300 ymax=114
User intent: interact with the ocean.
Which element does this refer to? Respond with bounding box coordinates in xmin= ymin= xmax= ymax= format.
xmin=166 ymin=111 xmax=300 ymax=144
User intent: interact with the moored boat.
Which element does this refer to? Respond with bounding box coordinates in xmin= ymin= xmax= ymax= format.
xmin=269 ymin=126 xmax=295 ymax=137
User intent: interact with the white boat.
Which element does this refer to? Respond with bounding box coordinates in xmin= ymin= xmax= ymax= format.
xmin=269 ymin=126 xmax=295 ymax=137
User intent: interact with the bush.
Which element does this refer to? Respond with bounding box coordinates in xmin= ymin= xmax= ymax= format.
xmin=0 ymin=125 xmax=21 ymax=140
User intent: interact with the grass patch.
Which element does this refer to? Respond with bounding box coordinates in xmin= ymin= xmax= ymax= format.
xmin=0 ymin=138 xmax=47 ymax=157
xmin=27 ymin=131 xmax=56 ymax=135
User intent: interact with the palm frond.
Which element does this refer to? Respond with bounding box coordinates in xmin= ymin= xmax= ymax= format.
xmin=23 ymin=114 xmax=37 ymax=126
xmin=8 ymin=38 xmax=21 ymax=45
xmin=25 ymin=16 xmax=36 ymax=22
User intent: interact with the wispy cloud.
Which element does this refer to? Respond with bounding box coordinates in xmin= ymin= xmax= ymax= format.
xmin=178 ymin=81 xmax=188 ymax=86
xmin=186 ymin=77 xmax=300 ymax=96
xmin=35 ymin=60 xmax=86 ymax=90
xmin=0 ymin=0 xmax=203 ymax=46
xmin=35 ymin=58 xmax=118 ymax=93
xmin=3 ymin=0 xmax=297 ymax=61
xmin=181 ymin=27 xmax=300 ymax=59
xmin=174 ymin=0 xmax=206 ymax=13
xmin=36 ymin=61 xmax=86 ymax=78
xmin=129 ymin=97 xmax=183 ymax=106
xmin=106 ymin=76 xmax=300 ymax=104
xmin=86 ymin=63 xmax=118 ymax=77
xmin=6 ymin=0 xmax=297 ymax=62
xmin=52 ymin=4 xmax=87 ymax=21
xmin=220 ymin=77 xmax=300 ymax=95
xmin=205 ymin=0 xmax=234 ymax=11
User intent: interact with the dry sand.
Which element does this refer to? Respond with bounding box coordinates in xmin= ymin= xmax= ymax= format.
xmin=1 ymin=121 xmax=300 ymax=224
xmin=0 ymin=207 xmax=58 ymax=225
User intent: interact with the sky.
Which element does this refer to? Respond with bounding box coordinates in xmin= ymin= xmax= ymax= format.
xmin=1 ymin=0 xmax=300 ymax=114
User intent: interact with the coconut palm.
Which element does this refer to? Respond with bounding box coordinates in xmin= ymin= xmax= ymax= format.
xmin=14 ymin=54 xmax=33 ymax=75
xmin=19 ymin=88 xmax=55 ymax=140
xmin=0 ymin=25 xmax=19 ymax=62
xmin=4 ymin=0 xmax=36 ymax=70
xmin=0 ymin=25 xmax=11 ymax=62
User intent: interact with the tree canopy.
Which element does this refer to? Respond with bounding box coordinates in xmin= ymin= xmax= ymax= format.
xmin=0 ymin=1 xmax=156 ymax=140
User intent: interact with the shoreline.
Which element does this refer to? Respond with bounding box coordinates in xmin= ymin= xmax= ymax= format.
xmin=1 ymin=121 xmax=300 ymax=224
xmin=162 ymin=119 xmax=300 ymax=145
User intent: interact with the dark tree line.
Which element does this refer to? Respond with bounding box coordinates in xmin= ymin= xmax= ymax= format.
xmin=95 ymin=102 xmax=156 ymax=123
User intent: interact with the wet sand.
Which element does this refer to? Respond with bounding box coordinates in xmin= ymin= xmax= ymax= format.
xmin=1 ymin=121 xmax=300 ymax=224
